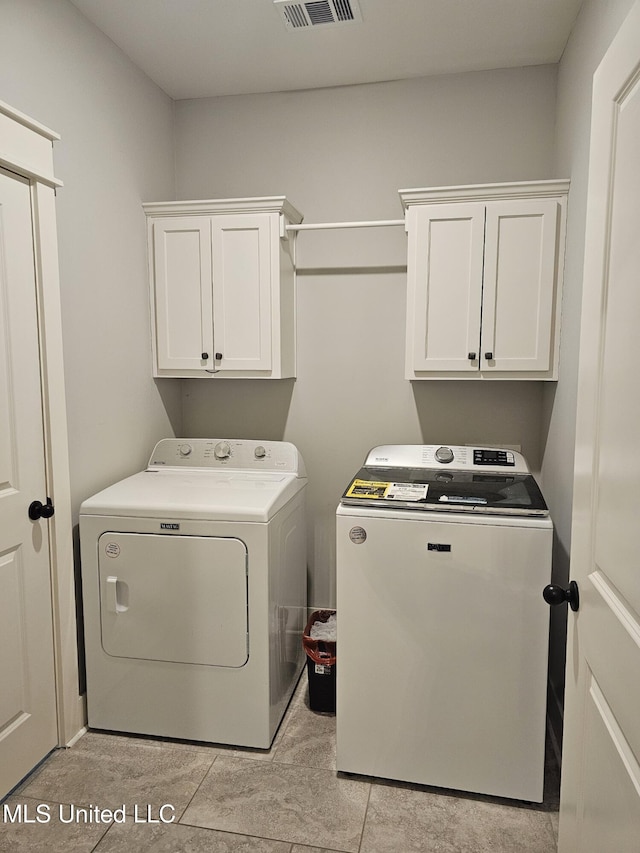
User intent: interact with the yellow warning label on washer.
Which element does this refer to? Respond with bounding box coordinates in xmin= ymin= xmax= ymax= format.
xmin=345 ymin=480 xmax=428 ymax=501
xmin=346 ymin=479 xmax=391 ymax=499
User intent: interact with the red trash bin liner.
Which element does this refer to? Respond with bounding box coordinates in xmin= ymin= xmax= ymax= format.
xmin=302 ymin=609 xmax=336 ymax=714
xmin=302 ymin=609 xmax=336 ymax=667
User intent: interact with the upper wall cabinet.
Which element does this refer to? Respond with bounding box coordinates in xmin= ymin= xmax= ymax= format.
xmin=399 ymin=181 xmax=569 ymax=380
xmin=144 ymin=197 xmax=303 ymax=378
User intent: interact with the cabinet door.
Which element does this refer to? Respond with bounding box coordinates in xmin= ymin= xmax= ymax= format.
xmin=481 ymin=200 xmax=559 ymax=372
xmin=152 ymin=217 xmax=213 ymax=372
xmin=406 ymin=204 xmax=485 ymax=373
xmin=212 ymin=214 xmax=272 ymax=372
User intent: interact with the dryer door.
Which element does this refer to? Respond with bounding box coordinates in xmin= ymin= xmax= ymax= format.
xmin=98 ymin=533 xmax=248 ymax=667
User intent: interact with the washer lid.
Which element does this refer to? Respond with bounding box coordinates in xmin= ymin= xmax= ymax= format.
xmin=340 ymin=467 xmax=548 ymax=517
xmin=80 ymin=468 xmax=305 ymax=522
xmin=340 ymin=445 xmax=548 ymax=517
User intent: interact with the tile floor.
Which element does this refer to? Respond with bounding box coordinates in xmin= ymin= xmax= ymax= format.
xmin=1 ymin=675 xmax=560 ymax=852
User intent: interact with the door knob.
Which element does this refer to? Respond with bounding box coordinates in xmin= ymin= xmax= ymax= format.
xmin=28 ymin=498 xmax=55 ymax=520
xmin=543 ymin=581 xmax=579 ymax=612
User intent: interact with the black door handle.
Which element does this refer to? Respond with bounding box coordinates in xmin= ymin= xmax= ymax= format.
xmin=28 ymin=498 xmax=55 ymax=521
xmin=543 ymin=581 xmax=579 ymax=612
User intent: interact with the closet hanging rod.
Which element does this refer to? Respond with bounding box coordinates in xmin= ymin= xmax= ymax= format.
xmin=286 ymin=218 xmax=405 ymax=232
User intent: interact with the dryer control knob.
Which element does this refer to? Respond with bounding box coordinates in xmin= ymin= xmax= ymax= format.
xmin=178 ymin=443 xmax=193 ymax=457
xmin=254 ymin=445 xmax=267 ymax=459
xmin=214 ymin=441 xmax=231 ymax=459
xmin=435 ymin=446 xmax=454 ymax=464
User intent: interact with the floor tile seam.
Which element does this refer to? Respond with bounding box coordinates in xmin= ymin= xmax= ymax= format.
xmin=219 ymin=751 xmax=331 ymax=772
xmin=176 ymin=812 xmax=309 ymax=851
xmin=355 ymin=778 xmax=374 ymax=853
xmin=268 ymin=723 xmax=301 ymax=762
xmin=87 ymin=820 xmax=112 ymax=853
xmin=218 ymin=747 xmax=276 ymax=763
xmin=1 ymin=806 xmax=112 ymax=853
xmin=173 ymin=818 xmax=295 ymax=848
xmin=271 ymin=695 xmax=302 ymax=749
xmin=543 ymin=809 xmax=557 ymax=842
xmin=174 ymin=751 xmax=220 ymax=822
xmin=178 ymin=765 xmax=364 ymax=853
xmin=16 ymin=746 xmax=218 ymax=823
xmin=290 ymin=848 xmax=344 ymax=853
xmin=6 ymin=792 xmax=84 ymax=810
xmin=270 ymin=755 xmax=337 ymax=773
xmin=212 ymin=752 xmax=354 ymax=785
xmin=268 ymin=716 xmax=338 ymax=769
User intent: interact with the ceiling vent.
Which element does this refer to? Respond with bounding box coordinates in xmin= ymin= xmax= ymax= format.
xmin=274 ymin=0 xmax=363 ymax=30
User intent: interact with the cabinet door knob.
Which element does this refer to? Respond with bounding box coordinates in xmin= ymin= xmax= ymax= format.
xmin=485 ymin=352 xmax=494 ymax=360
xmin=468 ymin=352 xmax=477 ymax=361
xmin=201 ymin=352 xmax=209 ymax=360
xmin=215 ymin=352 xmax=223 ymax=360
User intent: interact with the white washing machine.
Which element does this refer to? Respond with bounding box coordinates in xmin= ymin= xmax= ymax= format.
xmin=336 ymin=445 xmax=552 ymax=802
xmin=80 ymin=438 xmax=307 ymax=748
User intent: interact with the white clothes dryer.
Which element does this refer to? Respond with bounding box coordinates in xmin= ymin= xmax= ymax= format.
xmin=80 ymin=438 xmax=307 ymax=748
xmin=336 ymin=445 xmax=552 ymax=802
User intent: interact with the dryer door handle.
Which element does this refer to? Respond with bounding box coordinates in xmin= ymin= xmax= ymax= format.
xmin=106 ymin=576 xmax=128 ymax=613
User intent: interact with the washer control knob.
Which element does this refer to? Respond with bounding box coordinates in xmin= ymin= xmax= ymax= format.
xmin=254 ymin=445 xmax=267 ymax=459
xmin=214 ymin=441 xmax=231 ymax=459
xmin=435 ymin=446 xmax=454 ymax=464
xmin=178 ymin=443 xmax=193 ymax=457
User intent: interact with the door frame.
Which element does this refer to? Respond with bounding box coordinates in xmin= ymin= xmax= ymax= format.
xmin=0 ymin=99 xmax=83 ymax=747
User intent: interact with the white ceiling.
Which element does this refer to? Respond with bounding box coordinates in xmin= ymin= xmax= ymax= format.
xmin=69 ymin=0 xmax=584 ymax=100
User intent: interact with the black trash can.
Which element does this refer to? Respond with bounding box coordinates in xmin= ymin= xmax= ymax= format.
xmin=302 ymin=609 xmax=336 ymax=713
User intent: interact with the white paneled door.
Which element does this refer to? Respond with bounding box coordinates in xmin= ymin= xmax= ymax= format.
xmin=0 ymin=167 xmax=57 ymax=798
xmin=558 ymin=2 xmax=640 ymax=849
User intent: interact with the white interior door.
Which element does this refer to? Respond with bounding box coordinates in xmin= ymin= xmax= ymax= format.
xmin=0 ymin=167 xmax=57 ymax=798
xmin=559 ymin=3 xmax=640 ymax=849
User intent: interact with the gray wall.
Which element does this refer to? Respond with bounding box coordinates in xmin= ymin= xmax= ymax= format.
xmin=0 ymin=0 xmax=181 ymax=516
xmin=544 ymin=0 xmax=637 ymax=744
xmin=174 ymin=65 xmax=559 ymax=606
